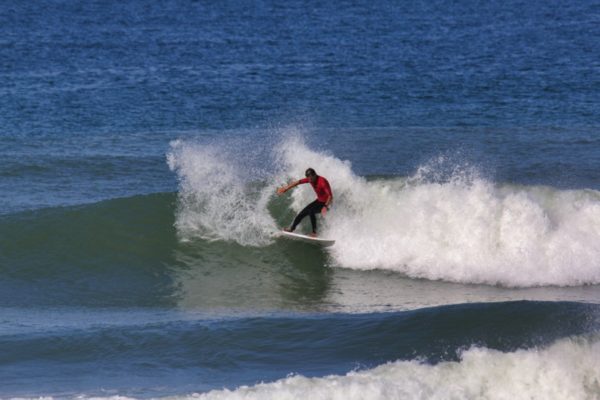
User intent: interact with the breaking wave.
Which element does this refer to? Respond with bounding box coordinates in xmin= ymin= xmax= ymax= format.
xmin=167 ymin=132 xmax=600 ymax=287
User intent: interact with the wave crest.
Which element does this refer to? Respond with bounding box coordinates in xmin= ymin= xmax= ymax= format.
xmin=168 ymin=132 xmax=600 ymax=287
xmin=167 ymin=139 xmax=277 ymax=246
xmin=192 ymin=335 xmax=600 ymax=400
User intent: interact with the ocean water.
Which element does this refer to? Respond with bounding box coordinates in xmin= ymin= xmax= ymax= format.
xmin=1 ymin=0 xmax=600 ymax=398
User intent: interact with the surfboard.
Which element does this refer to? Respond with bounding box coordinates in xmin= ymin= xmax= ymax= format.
xmin=277 ymin=230 xmax=335 ymax=247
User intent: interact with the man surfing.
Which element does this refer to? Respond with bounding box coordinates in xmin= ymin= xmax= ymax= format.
xmin=276 ymin=168 xmax=333 ymax=237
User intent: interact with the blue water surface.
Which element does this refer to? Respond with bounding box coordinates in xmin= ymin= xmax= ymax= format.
xmin=1 ymin=0 xmax=600 ymax=397
xmin=2 ymin=1 xmax=600 ymax=132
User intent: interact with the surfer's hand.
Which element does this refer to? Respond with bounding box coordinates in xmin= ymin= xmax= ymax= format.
xmin=321 ymin=206 xmax=327 ymax=216
xmin=276 ymin=187 xmax=286 ymax=195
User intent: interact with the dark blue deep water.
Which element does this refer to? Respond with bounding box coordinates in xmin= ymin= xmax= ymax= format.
xmin=1 ymin=1 xmax=600 ymax=398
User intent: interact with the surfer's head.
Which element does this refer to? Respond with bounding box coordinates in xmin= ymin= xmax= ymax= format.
xmin=305 ymin=168 xmax=317 ymax=183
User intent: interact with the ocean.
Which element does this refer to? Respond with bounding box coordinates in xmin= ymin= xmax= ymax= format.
xmin=1 ymin=0 xmax=600 ymax=398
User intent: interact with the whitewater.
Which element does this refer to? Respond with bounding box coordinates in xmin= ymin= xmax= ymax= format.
xmin=182 ymin=336 xmax=600 ymax=400
xmin=27 ymin=335 xmax=598 ymax=400
xmin=168 ymin=134 xmax=600 ymax=288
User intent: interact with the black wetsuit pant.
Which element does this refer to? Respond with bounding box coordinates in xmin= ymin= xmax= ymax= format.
xmin=291 ymin=200 xmax=325 ymax=233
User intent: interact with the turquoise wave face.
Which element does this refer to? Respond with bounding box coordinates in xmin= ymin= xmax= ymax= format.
xmin=0 ymin=191 xmax=333 ymax=309
xmin=2 ymin=191 xmax=600 ymax=312
xmin=0 ymin=193 xmax=179 ymax=307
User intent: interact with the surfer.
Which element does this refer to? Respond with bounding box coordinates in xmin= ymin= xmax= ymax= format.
xmin=276 ymin=168 xmax=333 ymax=237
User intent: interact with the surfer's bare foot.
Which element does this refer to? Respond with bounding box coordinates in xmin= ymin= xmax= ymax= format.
xmin=283 ymin=227 xmax=292 ymax=232
xmin=309 ymin=232 xmax=317 ymax=238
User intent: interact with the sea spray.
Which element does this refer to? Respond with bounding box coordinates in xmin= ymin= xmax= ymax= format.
xmin=167 ymin=139 xmax=278 ymax=246
xmin=274 ymin=134 xmax=366 ymax=218
xmin=168 ymin=133 xmax=600 ymax=287
xmin=166 ymin=132 xmax=358 ymax=246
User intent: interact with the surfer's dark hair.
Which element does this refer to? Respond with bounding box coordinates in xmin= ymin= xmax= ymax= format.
xmin=305 ymin=168 xmax=317 ymax=177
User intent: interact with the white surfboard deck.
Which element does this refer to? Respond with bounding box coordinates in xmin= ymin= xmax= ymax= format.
xmin=277 ymin=230 xmax=335 ymax=247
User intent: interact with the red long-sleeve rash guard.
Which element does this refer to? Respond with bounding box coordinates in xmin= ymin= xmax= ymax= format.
xmin=298 ymin=176 xmax=333 ymax=203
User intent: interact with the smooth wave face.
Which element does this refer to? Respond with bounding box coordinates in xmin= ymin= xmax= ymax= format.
xmin=168 ymin=135 xmax=600 ymax=288
xmin=0 ymin=193 xmax=180 ymax=307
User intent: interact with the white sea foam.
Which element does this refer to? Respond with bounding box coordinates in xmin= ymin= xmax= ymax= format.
xmin=183 ymin=336 xmax=600 ymax=400
xmin=168 ymin=133 xmax=600 ymax=287
xmin=276 ymin=135 xmax=600 ymax=287
xmin=167 ymin=138 xmax=277 ymax=246
xmin=30 ymin=337 xmax=600 ymax=400
xmin=66 ymin=336 xmax=595 ymax=400
xmin=326 ymin=174 xmax=600 ymax=286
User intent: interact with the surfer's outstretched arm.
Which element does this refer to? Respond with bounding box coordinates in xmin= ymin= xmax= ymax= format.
xmin=276 ymin=180 xmax=302 ymax=195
